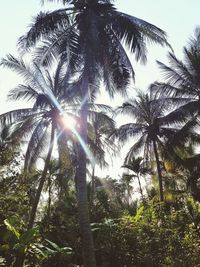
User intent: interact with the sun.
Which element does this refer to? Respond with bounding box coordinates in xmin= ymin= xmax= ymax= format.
xmin=59 ymin=113 xmax=77 ymax=130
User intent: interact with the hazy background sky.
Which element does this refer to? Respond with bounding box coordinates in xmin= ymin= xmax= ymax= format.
xmin=0 ymin=0 xmax=200 ymax=177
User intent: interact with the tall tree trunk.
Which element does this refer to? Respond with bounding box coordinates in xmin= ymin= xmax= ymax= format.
xmin=75 ymin=76 xmax=96 ymax=267
xmin=28 ymin=126 xmax=55 ymax=229
xmin=137 ymin=174 xmax=144 ymax=202
xmin=13 ymin=126 xmax=55 ymax=267
xmin=153 ymin=140 xmax=164 ymax=202
xmin=47 ymin=174 xmax=52 ymax=225
xmin=57 ymin=131 xmax=72 ymax=198
xmin=90 ymin=165 xmax=95 ymax=204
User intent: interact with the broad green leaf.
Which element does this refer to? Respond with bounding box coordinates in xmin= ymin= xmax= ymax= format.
xmin=4 ymin=219 xmax=20 ymax=240
xmin=134 ymin=206 xmax=144 ymax=222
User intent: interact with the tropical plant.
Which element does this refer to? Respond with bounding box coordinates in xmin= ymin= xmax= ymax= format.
xmin=0 ymin=54 xmax=79 ymax=266
xmin=152 ymin=26 xmax=200 ymax=123
xmin=18 ymin=0 xmax=169 ymax=265
xmin=122 ymin=156 xmax=150 ymax=202
xmin=0 ymin=54 xmax=77 ymax=229
xmin=114 ymin=91 xmax=181 ymax=202
xmin=88 ymin=111 xmax=117 ymax=203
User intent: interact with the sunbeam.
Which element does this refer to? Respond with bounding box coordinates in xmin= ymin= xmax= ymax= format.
xmin=51 ymin=96 xmax=95 ymax=166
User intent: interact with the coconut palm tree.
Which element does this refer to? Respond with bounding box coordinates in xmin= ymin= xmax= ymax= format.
xmin=122 ymin=156 xmax=149 ymax=202
xmin=0 ymin=54 xmax=79 ymax=267
xmin=88 ymin=111 xmax=117 ymax=202
xmin=151 ymin=27 xmax=200 ymax=122
xmin=114 ymin=91 xmax=177 ymax=202
xmin=115 ymin=89 xmax=200 ymax=202
xmin=18 ymin=1 xmax=169 ymax=265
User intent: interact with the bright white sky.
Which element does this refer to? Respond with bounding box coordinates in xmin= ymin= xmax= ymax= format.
xmin=0 ymin=0 xmax=200 ymax=179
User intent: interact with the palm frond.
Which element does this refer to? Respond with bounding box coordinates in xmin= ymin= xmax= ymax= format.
xmin=112 ymin=12 xmax=169 ymax=63
xmin=160 ymin=100 xmax=199 ymax=125
xmin=18 ymin=10 xmax=71 ymax=49
xmin=114 ymin=123 xmax=144 ymax=143
xmin=7 ymin=85 xmax=39 ymax=102
xmin=0 ymin=109 xmax=39 ymax=127
xmin=24 ymin=119 xmax=50 ymax=170
xmin=124 ymin=134 xmax=147 ymax=164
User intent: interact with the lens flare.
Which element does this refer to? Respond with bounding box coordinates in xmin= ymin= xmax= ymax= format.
xmin=60 ymin=113 xmax=77 ymax=130
xmin=41 ymin=83 xmax=95 ymax=166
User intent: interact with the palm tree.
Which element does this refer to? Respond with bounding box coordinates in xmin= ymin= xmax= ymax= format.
xmin=18 ymin=1 xmax=169 ymax=265
xmin=0 ymin=54 xmax=79 ymax=267
xmin=88 ymin=111 xmax=117 ymax=203
xmin=114 ymin=91 xmax=177 ymax=202
xmin=115 ymin=89 xmax=200 ymax=202
xmin=122 ymin=156 xmax=149 ymax=202
xmin=151 ymin=27 xmax=200 ymax=121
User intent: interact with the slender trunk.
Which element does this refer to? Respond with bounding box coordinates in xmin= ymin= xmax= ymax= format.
xmin=127 ymin=183 xmax=130 ymax=206
xmin=91 ymin=126 xmax=97 ymax=204
xmin=90 ymin=165 xmax=95 ymax=203
xmin=28 ymin=126 xmax=55 ymax=229
xmin=137 ymin=174 xmax=144 ymax=202
xmin=153 ymin=140 xmax=164 ymax=202
xmin=75 ymin=76 xmax=96 ymax=267
xmin=47 ymin=175 xmax=52 ymax=224
xmin=57 ymin=131 xmax=71 ymax=198
xmin=13 ymin=126 xmax=55 ymax=267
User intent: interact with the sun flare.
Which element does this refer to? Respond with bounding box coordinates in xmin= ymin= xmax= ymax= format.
xmin=60 ymin=113 xmax=77 ymax=130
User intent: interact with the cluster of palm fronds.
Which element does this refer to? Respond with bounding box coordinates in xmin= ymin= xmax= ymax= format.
xmin=114 ymin=27 xmax=200 ymax=203
xmin=1 ymin=0 xmax=200 ymax=266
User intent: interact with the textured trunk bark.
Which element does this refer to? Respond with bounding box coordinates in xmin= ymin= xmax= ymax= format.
xmin=75 ymin=76 xmax=96 ymax=267
xmin=153 ymin=140 xmax=164 ymax=202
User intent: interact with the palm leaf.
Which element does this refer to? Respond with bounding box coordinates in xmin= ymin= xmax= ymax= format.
xmin=18 ymin=10 xmax=71 ymax=49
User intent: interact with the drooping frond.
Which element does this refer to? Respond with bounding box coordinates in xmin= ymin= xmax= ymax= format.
xmin=114 ymin=123 xmax=144 ymax=144
xmin=9 ymin=113 xmax=43 ymax=141
xmin=115 ymin=100 xmax=138 ymax=117
xmin=112 ymin=12 xmax=169 ymax=63
xmin=0 ymin=109 xmax=39 ymax=127
xmin=7 ymin=85 xmax=39 ymax=102
xmin=124 ymin=134 xmax=147 ymax=164
xmin=18 ymin=10 xmax=71 ymax=49
xmin=160 ymin=100 xmax=199 ymax=125
xmin=168 ymin=116 xmax=200 ymax=148
xmin=1 ymin=55 xmax=47 ymax=95
xmin=24 ymin=119 xmax=50 ymax=170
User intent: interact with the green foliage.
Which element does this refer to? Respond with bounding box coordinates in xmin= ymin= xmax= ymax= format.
xmin=93 ymin=201 xmax=200 ymax=266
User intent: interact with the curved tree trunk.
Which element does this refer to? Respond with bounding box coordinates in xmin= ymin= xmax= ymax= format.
xmin=153 ymin=140 xmax=164 ymax=202
xmin=75 ymin=76 xmax=96 ymax=267
xmin=137 ymin=174 xmax=144 ymax=202
xmin=28 ymin=126 xmax=55 ymax=229
xmin=14 ymin=126 xmax=55 ymax=267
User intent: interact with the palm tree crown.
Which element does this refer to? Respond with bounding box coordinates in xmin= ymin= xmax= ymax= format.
xmin=152 ymin=27 xmax=200 ymax=121
xmin=17 ymin=1 xmax=169 ymax=265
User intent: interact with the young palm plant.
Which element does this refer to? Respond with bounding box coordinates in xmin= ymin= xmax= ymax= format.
xmin=18 ymin=1 xmax=169 ymax=265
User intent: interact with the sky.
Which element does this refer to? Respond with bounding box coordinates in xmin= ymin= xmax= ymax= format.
xmin=0 ymin=0 xmax=200 ymax=179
